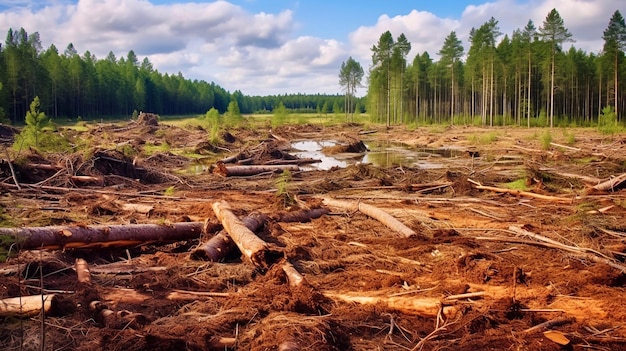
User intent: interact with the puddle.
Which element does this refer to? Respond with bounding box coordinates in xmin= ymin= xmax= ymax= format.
xmin=291 ymin=140 xmax=467 ymax=170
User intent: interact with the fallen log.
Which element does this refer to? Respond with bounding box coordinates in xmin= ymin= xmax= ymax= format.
xmin=214 ymin=162 xmax=299 ymax=177
xmin=322 ymin=291 xmax=457 ymax=318
xmin=191 ymin=212 xmax=267 ymax=261
xmin=212 ymin=200 xmax=279 ymax=270
xmin=0 ymin=294 xmax=55 ymax=317
xmin=1 ymin=222 xmax=204 ymax=250
xmin=592 ymin=173 xmax=626 ymax=192
xmin=75 ymin=258 xmax=91 ymax=284
xmin=321 ymin=197 xmax=417 ymax=238
xmin=263 ymin=158 xmax=321 ymax=166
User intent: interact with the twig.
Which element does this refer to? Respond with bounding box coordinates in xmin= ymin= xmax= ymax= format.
xmin=3 ymin=147 xmax=21 ymax=190
xmin=521 ymin=317 xmax=575 ymax=334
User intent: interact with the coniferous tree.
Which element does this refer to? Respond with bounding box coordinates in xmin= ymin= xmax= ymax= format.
xmin=539 ymin=8 xmax=574 ymax=127
xmin=602 ymin=10 xmax=626 ymax=121
xmin=438 ymin=31 xmax=464 ymax=123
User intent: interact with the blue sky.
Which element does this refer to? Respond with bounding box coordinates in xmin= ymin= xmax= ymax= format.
xmin=0 ymin=0 xmax=623 ymax=96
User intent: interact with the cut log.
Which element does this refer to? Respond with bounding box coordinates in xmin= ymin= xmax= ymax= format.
xmin=75 ymin=258 xmax=91 ymax=283
xmin=191 ymin=212 xmax=267 ymax=261
xmin=321 ymin=197 xmax=417 ymax=238
xmin=592 ymin=173 xmax=626 ymax=192
xmin=282 ymin=261 xmax=305 ymax=287
xmin=274 ymin=208 xmax=330 ymax=223
xmin=323 ymin=291 xmax=457 ymax=318
xmin=0 ymin=294 xmax=55 ymax=317
xmin=1 ymin=222 xmax=204 ymax=250
xmin=214 ymin=162 xmax=299 ymax=177
xmin=212 ymin=200 xmax=279 ymax=270
xmin=263 ymin=158 xmax=321 ymax=166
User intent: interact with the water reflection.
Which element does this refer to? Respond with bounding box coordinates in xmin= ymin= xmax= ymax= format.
xmin=291 ymin=140 xmax=465 ymax=170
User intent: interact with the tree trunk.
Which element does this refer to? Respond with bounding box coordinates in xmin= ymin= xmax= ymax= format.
xmin=321 ymin=197 xmax=417 ymax=238
xmin=1 ymin=222 xmax=204 ymax=250
xmin=212 ymin=200 xmax=279 ymax=270
xmin=214 ymin=163 xmax=299 ymax=177
xmin=0 ymin=294 xmax=55 ymax=317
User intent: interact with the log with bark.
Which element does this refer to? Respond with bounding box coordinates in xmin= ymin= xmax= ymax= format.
xmin=1 ymin=222 xmax=204 ymax=250
xmin=212 ymin=200 xmax=281 ymax=270
xmin=592 ymin=173 xmax=626 ymax=192
xmin=321 ymin=197 xmax=417 ymax=238
xmin=191 ymin=212 xmax=267 ymax=261
xmin=213 ymin=162 xmax=299 ymax=177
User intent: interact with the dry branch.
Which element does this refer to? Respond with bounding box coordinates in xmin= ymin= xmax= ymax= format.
xmin=1 ymin=222 xmax=204 ymax=250
xmin=282 ymin=261 xmax=305 ymax=287
xmin=468 ymin=178 xmax=575 ymax=203
xmin=212 ymin=200 xmax=277 ymax=270
xmin=321 ymin=197 xmax=417 ymax=238
xmin=75 ymin=258 xmax=91 ymax=284
xmin=0 ymin=294 xmax=55 ymax=317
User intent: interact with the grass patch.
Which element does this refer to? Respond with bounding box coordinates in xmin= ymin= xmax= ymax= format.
xmin=468 ymin=131 xmax=498 ymax=145
xmin=504 ymin=179 xmax=528 ymax=191
xmin=540 ymin=130 xmax=552 ymax=150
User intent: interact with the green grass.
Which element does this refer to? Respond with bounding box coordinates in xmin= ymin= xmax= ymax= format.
xmin=468 ymin=131 xmax=498 ymax=145
xmin=504 ymin=179 xmax=528 ymax=191
xmin=540 ymin=129 xmax=552 ymax=150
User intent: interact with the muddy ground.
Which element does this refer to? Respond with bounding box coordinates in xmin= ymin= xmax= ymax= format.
xmin=1 ymin=119 xmax=625 ymax=351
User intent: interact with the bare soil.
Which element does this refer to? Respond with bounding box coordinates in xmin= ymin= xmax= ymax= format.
xmin=1 ymin=120 xmax=625 ymax=351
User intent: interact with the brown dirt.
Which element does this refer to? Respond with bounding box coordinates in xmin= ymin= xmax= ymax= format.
xmin=1 ymin=121 xmax=626 ymax=350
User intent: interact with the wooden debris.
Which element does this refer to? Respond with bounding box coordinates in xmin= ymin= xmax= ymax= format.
xmin=0 ymin=294 xmax=55 ymax=317
xmin=321 ymin=197 xmax=417 ymax=238
xmin=468 ymin=178 xmax=575 ymax=203
xmin=191 ymin=212 xmax=267 ymax=261
xmin=212 ymin=200 xmax=278 ymax=270
xmin=592 ymin=173 xmax=626 ymax=192
xmin=1 ymin=222 xmax=204 ymax=250
xmin=75 ymin=258 xmax=91 ymax=284
xmin=214 ymin=163 xmax=299 ymax=177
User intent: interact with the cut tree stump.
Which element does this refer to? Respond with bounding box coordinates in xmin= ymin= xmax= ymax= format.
xmin=1 ymin=222 xmax=204 ymax=250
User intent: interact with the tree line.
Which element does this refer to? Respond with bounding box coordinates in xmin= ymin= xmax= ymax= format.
xmin=0 ymin=28 xmax=361 ymax=124
xmin=368 ymin=9 xmax=626 ymax=127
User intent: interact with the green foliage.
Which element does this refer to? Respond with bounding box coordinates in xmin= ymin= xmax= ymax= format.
xmin=275 ymin=169 xmax=295 ymax=208
xmin=13 ymin=96 xmax=72 ymax=152
xmin=164 ymin=186 xmax=176 ymax=196
xmin=598 ymin=106 xmax=618 ymax=135
xmin=131 ymin=109 xmax=139 ymax=120
xmin=504 ymin=179 xmax=529 ymax=191
xmin=204 ymin=107 xmax=222 ymax=143
xmin=540 ymin=129 xmax=553 ymax=150
xmin=469 ymin=131 xmax=498 ymax=144
xmin=271 ymin=101 xmax=289 ymax=127
xmin=225 ymin=100 xmax=243 ymax=126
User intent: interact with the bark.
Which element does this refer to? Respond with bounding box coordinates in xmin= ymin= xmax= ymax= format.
xmin=1 ymin=222 xmax=204 ymax=250
xmin=212 ymin=200 xmax=279 ymax=270
xmin=214 ymin=163 xmax=299 ymax=177
xmin=274 ymin=208 xmax=330 ymax=223
xmin=0 ymin=294 xmax=55 ymax=317
xmin=191 ymin=212 xmax=267 ymax=261
xmin=592 ymin=173 xmax=626 ymax=192
xmin=321 ymin=197 xmax=417 ymax=238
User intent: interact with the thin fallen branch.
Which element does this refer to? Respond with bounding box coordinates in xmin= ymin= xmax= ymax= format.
xmin=521 ymin=317 xmax=575 ymax=334
xmin=166 ymin=289 xmax=231 ymax=300
xmin=3 ymin=147 xmax=20 ymax=190
xmin=468 ymin=178 xmax=575 ymax=203
xmin=550 ymin=142 xmax=581 ymax=151
xmin=321 ymin=197 xmax=417 ymax=238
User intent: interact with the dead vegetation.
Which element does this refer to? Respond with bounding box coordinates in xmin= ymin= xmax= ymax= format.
xmin=0 ymin=120 xmax=625 ymax=350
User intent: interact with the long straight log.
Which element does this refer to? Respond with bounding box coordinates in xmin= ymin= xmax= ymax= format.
xmin=214 ymin=163 xmax=299 ymax=177
xmin=212 ymin=200 xmax=277 ymax=270
xmin=1 ymin=222 xmax=204 ymax=250
xmin=321 ymin=197 xmax=417 ymax=238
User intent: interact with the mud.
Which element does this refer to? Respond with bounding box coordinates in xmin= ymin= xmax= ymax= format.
xmin=1 ymin=121 xmax=625 ymax=350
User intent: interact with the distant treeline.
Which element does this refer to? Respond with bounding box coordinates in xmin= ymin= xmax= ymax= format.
xmin=0 ymin=28 xmax=364 ymax=124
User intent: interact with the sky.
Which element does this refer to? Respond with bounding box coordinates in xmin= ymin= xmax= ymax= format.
xmin=0 ymin=0 xmax=624 ymax=96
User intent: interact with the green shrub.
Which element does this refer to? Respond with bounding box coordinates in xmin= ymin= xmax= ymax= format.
xmin=540 ymin=129 xmax=552 ymax=150
xmin=598 ymin=106 xmax=618 ymax=135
